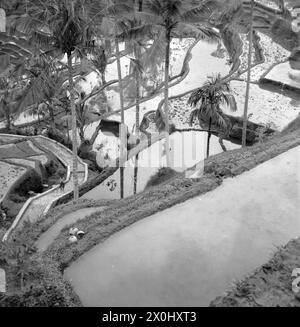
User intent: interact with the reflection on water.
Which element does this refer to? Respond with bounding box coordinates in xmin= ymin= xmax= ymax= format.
xmin=82 ymin=132 xmax=239 ymax=201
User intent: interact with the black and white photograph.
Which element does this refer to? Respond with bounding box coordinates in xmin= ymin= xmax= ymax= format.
xmin=0 ymin=0 xmax=300 ymax=311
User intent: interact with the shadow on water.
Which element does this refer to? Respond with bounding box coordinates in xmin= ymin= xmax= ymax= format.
xmin=82 ymin=132 xmax=239 ymax=201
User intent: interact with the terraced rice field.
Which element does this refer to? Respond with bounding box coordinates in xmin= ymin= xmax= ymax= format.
xmin=0 ymin=140 xmax=43 ymax=159
xmin=5 ymin=158 xmax=36 ymax=169
xmin=0 ymin=161 xmax=26 ymax=200
xmin=0 ymin=139 xmax=48 ymax=204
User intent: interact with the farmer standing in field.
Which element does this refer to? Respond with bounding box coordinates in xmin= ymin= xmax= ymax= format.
xmin=59 ymin=177 xmax=65 ymax=191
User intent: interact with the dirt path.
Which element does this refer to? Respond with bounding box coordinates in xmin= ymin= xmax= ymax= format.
xmin=65 ymin=146 xmax=300 ymax=306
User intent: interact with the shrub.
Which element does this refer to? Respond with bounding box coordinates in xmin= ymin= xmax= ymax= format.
xmin=8 ymin=193 xmax=27 ymax=204
xmin=56 ymin=169 xmax=65 ymax=178
xmin=9 ymin=168 xmax=43 ymax=196
xmin=45 ymin=159 xmax=59 ymax=176
xmin=145 ymin=167 xmax=178 ymax=189
xmin=47 ymin=128 xmax=72 ymax=150
xmin=0 ymin=284 xmax=72 ymax=307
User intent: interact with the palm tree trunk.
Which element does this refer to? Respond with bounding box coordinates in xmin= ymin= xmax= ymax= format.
xmin=133 ymin=0 xmax=142 ymax=195
xmin=79 ymin=125 xmax=85 ymax=143
xmin=242 ymin=0 xmax=254 ymax=147
xmin=133 ymin=44 xmax=141 ymax=195
xmin=139 ymin=0 xmax=143 ymax=10
xmin=4 ymin=106 xmax=10 ymax=131
xmin=66 ymin=118 xmax=70 ymax=144
xmin=90 ymin=120 xmax=102 ymax=146
xmin=37 ymin=110 xmax=40 ymax=126
xmin=115 ymin=38 xmax=125 ymax=199
xmin=134 ymin=52 xmax=141 ymax=137
xmin=219 ymin=135 xmax=227 ymax=152
xmin=20 ymin=271 xmax=24 ymax=291
xmin=164 ymin=28 xmax=171 ymax=167
xmin=207 ymin=117 xmax=212 ymax=158
xmin=101 ymin=73 xmax=106 ymax=85
xmin=100 ymin=74 xmax=109 ymax=113
xmin=48 ymin=103 xmax=55 ymax=128
xmin=67 ymin=52 xmax=79 ymax=202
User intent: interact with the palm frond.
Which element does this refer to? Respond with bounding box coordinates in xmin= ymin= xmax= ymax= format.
xmin=141 ymin=29 xmax=165 ymax=68
xmin=144 ymin=0 xmax=164 ymax=16
xmin=133 ymin=11 xmax=162 ymax=26
xmin=15 ymin=75 xmax=45 ymax=113
xmin=15 ymin=63 xmax=65 ymax=113
xmin=188 ymin=89 xmax=205 ymax=107
xmin=189 ymin=108 xmax=199 ymax=126
xmin=0 ymin=32 xmax=34 ymax=53
xmin=221 ymin=93 xmax=237 ymax=112
xmin=90 ymin=45 xmax=107 ymax=75
xmin=154 ymin=107 xmax=167 ymax=132
xmin=130 ymin=56 xmax=144 ymax=75
xmin=117 ymin=23 xmax=154 ymax=43
xmin=181 ymin=0 xmax=221 ymax=22
xmin=28 ymin=31 xmax=54 ymax=52
xmin=179 ymin=22 xmax=219 ymax=42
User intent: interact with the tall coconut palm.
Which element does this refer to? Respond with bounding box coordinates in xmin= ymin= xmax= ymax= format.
xmin=242 ymin=0 xmax=254 ymax=147
xmin=115 ymin=37 xmax=126 ymax=198
xmin=140 ymin=0 xmax=220 ymax=166
xmin=188 ymin=74 xmax=237 ymax=158
xmin=118 ymin=0 xmax=144 ymax=194
xmin=112 ymin=0 xmax=156 ymax=194
xmin=133 ymin=0 xmax=143 ymax=195
xmin=96 ymin=0 xmax=133 ymax=199
xmin=12 ymin=0 xmax=97 ymax=201
xmin=132 ymin=0 xmax=144 ymax=134
xmin=117 ymin=0 xmax=163 ymax=194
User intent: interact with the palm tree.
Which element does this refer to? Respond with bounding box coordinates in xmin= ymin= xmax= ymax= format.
xmin=188 ymin=74 xmax=237 ymax=158
xmin=140 ymin=0 xmax=220 ymax=166
xmin=115 ymin=37 xmax=126 ymax=198
xmin=61 ymin=90 xmax=94 ymax=143
xmin=97 ymin=0 xmax=134 ymax=199
xmin=117 ymin=0 xmax=144 ymax=194
xmin=12 ymin=0 xmax=98 ymax=202
xmin=107 ymin=0 xmax=152 ymax=195
xmin=90 ymin=44 xmax=109 ymax=113
xmin=16 ymin=59 xmax=67 ymax=128
xmin=91 ymin=44 xmax=108 ymax=86
xmin=242 ymin=0 xmax=254 ymax=147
